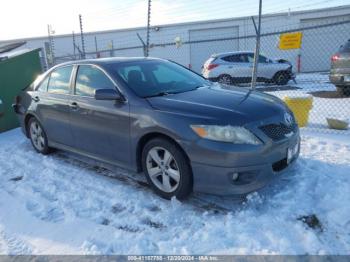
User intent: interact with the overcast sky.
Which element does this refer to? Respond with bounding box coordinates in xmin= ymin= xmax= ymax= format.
xmin=1 ymin=0 xmax=349 ymax=41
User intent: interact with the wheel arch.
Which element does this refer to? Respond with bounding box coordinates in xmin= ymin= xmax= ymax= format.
xmin=272 ymin=70 xmax=289 ymax=79
xmin=136 ymin=132 xmax=191 ymax=173
xmin=24 ymin=113 xmax=36 ymax=138
xmin=218 ymin=73 xmax=232 ymax=79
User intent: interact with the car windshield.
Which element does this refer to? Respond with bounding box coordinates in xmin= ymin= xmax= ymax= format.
xmin=108 ymin=60 xmax=209 ymax=97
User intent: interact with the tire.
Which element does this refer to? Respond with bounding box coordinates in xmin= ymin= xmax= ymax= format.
xmin=336 ymin=86 xmax=350 ymax=97
xmin=273 ymin=72 xmax=290 ymax=85
xmin=28 ymin=117 xmax=51 ymax=154
xmin=218 ymin=74 xmax=232 ymax=85
xmin=142 ymin=138 xmax=192 ymax=200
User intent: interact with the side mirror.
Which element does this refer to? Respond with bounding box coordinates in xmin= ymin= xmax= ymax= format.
xmin=95 ymin=89 xmax=123 ymax=101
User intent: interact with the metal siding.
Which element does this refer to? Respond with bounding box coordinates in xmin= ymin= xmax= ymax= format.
xmin=300 ymin=15 xmax=350 ymax=72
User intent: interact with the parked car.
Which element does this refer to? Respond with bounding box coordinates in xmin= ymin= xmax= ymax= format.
xmin=329 ymin=39 xmax=350 ymax=96
xmin=13 ymin=58 xmax=300 ymax=199
xmin=202 ymin=51 xmax=295 ymax=86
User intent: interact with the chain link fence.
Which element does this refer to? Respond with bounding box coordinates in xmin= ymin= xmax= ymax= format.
xmin=53 ymin=17 xmax=350 ymax=135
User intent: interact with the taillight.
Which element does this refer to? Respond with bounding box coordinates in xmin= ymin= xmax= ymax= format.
xmin=331 ymin=54 xmax=340 ymax=62
xmin=207 ymin=64 xmax=219 ymax=71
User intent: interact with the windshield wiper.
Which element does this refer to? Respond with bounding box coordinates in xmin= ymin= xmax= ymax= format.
xmin=144 ymin=91 xmax=171 ymax=98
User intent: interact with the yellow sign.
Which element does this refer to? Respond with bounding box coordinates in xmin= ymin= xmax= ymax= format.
xmin=279 ymin=32 xmax=303 ymax=50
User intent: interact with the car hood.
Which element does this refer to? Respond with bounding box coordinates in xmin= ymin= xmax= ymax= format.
xmin=146 ymin=86 xmax=288 ymax=125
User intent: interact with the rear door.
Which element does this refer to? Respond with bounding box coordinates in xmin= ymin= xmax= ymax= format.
xmin=34 ymin=65 xmax=75 ymax=146
xmin=69 ymin=64 xmax=130 ymax=166
xmin=233 ymin=53 xmax=253 ymax=79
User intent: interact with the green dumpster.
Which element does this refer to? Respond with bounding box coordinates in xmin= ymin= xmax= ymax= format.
xmin=0 ymin=49 xmax=42 ymax=132
xmin=0 ymin=98 xmax=4 ymax=117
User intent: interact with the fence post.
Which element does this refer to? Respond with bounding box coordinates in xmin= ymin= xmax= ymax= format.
xmin=94 ymin=36 xmax=99 ymax=58
xmin=146 ymin=0 xmax=152 ymax=57
xmin=297 ymin=53 xmax=301 ymax=73
xmin=251 ymin=0 xmax=262 ymax=90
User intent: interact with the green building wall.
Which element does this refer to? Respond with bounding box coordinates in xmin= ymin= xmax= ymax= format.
xmin=0 ymin=49 xmax=42 ymax=132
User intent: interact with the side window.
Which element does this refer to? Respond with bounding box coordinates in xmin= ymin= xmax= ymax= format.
xmin=222 ymin=55 xmax=242 ymax=63
xmin=47 ymin=66 xmax=73 ymax=94
xmin=75 ymin=65 xmax=115 ymax=97
xmin=246 ymin=54 xmax=255 ymax=63
xmin=36 ymin=76 xmax=49 ymax=92
xmin=258 ymin=55 xmax=268 ymax=63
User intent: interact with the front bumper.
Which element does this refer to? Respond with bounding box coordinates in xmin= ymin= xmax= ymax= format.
xmin=181 ymin=130 xmax=300 ymax=196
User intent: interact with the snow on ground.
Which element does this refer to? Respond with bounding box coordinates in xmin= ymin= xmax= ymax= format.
xmin=0 ymin=128 xmax=349 ymax=255
xmin=254 ymin=73 xmax=350 ymax=134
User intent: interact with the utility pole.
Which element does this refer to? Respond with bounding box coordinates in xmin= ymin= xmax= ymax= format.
xmin=47 ymin=24 xmax=55 ymax=65
xmin=145 ymin=0 xmax=152 ymax=57
xmin=79 ymin=14 xmax=86 ymax=59
xmin=251 ymin=0 xmax=262 ymax=90
xmin=72 ymin=31 xmax=76 ymax=60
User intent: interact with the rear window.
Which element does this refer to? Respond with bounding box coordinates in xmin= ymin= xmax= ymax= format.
xmin=340 ymin=40 xmax=350 ymax=52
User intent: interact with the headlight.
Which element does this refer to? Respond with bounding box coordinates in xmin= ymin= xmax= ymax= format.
xmin=190 ymin=125 xmax=261 ymax=145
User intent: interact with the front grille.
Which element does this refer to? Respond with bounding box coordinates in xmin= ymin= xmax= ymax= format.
xmin=259 ymin=123 xmax=296 ymax=141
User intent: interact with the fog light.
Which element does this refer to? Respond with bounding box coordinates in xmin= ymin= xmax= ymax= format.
xmin=231 ymin=172 xmax=239 ymax=181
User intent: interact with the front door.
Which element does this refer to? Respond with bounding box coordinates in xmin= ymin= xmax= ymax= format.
xmin=69 ymin=64 xmax=130 ymax=166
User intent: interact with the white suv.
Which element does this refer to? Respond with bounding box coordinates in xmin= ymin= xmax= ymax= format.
xmin=202 ymin=51 xmax=295 ymax=85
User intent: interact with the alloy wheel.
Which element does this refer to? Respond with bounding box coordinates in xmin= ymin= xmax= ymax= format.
xmin=30 ymin=120 xmax=45 ymax=151
xmin=146 ymin=147 xmax=180 ymax=193
xmin=219 ymin=75 xmax=232 ymax=85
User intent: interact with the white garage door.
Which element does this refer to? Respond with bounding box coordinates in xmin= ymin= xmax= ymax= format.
xmin=189 ymin=26 xmax=239 ymax=73
xmin=301 ymin=15 xmax=350 ymax=72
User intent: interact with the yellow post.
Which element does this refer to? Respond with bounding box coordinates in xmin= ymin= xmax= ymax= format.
xmin=283 ymin=95 xmax=313 ymax=127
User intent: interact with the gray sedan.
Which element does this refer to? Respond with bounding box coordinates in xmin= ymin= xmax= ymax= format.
xmin=13 ymin=58 xmax=300 ymax=199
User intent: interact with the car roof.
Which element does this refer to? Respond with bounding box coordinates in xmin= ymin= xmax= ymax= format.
xmin=54 ymin=57 xmax=166 ymax=68
xmin=212 ymin=51 xmax=254 ymax=57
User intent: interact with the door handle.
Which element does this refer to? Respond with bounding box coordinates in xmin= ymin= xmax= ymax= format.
xmin=70 ymin=102 xmax=79 ymax=110
xmin=32 ymin=96 xmax=40 ymax=102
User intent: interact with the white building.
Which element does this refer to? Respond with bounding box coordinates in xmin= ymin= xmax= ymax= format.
xmin=1 ymin=5 xmax=350 ymax=73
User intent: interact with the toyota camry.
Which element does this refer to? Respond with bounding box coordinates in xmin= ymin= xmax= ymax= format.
xmin=13 ymin=57 xmax=300 ymax=199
